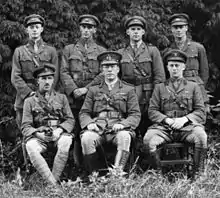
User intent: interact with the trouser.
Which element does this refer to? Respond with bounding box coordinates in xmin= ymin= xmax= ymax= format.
xmin=26 ymin=134 xmax=72 ymax=184
xmin=71 ymin=108 xmax=83 ymax=167
xmin=81 ymin=130 xmax=131 ymax=171
xmin=15 ymin=109 xmax=23 ymax=129
xmin=143 ymin=126 xmax=207 ymax=152
xmin=81 ymin=130 xmax=131 ymax=155
xmin=143 ymin=125 xmax=207 ymax=172
xmin=134 ymin=84 xmax=153 ymax=137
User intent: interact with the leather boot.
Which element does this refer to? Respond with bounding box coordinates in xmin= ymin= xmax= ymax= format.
xmin=84 ymin=152 xmax=100 ymax=174
xmin=118 ymin=150 xmax=130 ymax=171
xmin=194 ymin=147 xmax=207 ymax=177
xmin=150 ymin=150 xmax=161 ymax=170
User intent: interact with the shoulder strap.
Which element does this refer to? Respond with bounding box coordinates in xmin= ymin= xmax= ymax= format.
xmin=23 ymin=45 xmax=40 ymax=67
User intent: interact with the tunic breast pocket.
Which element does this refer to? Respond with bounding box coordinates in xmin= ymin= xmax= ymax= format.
xmin=20 ymin=54 xmax=34 ymax=73
xmin=87 ymin=56 xmax=99 ymax=74
xmin=138 ymin=57 xmax=152 ymax=75
xmin=161 ymin=97 xmax=171 ymax=112
xmin=186 ymin=53 xmax=199 ymax=70
xmin=39 ymin=52 xmax=51 ymax=63
xmin=93 ymin=94 xmax=106 ymax=111
xmin=69 ymin=54 xmax=83 ymax=72
xmin=113 ymin=94 xmax=127 ymax=113
xmin=32 ymin=106 xmax=44 ymax=126
xmin=121 ymin=58 xmax=134 ymax=77
xmin=181 ymin=94 xmax=193 ymax=112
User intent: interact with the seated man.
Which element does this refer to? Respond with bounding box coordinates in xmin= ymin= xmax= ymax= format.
xmin=79 ymin=51 xmax=141 ymax=174
xmin=143 ymin=49 xmax=207 ymax=176
xmin=21 ymin=63 xmax=75 ymax=185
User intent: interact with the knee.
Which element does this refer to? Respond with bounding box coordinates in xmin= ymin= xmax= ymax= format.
xmin=117 ymin=131 xmax=131 ymax=143
xmin=192 ymin=127 xmax=207 ymax=148
xmin=57 ymin=135 xmax=73 ymax=153
xmin=26 ymin=139 xmax=41 ymax=154
xmin=81 ymin=131 xmax=99 ymax=147
xmin=116 ymin=130 xmax=131 ymax=151
xmin=143 ymin=129 xmax=155 ymax=146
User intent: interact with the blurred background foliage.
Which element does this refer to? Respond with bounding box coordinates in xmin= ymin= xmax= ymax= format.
xmin=0 ymin=0 xmax=220 ymax=131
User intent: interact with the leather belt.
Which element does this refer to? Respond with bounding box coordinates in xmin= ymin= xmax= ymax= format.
xmin=184 ymin=70 xmax=198 ymax=77
xmin=98 ymin=111 xmax=123 ymax=119
xmin=124 ymin=77 xmax=152 ymax=86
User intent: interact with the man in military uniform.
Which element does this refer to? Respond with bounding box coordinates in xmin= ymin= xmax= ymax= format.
xmin=11 ymin=14 xmax=58 ymax=129
xmin=143 ymin=49 xmax=207 ymax=176
xmin=21 ymin=63 xmax=74 ymax=185
xmin=60 ymin=14 xmax=106 ymax=165
xmin=166 ymin=13 xmax=209 ymax=109
xmin=117 ymin=16 xmax=166 ymax=136
xmin=79 ymin=51 xmax=141 ymax=174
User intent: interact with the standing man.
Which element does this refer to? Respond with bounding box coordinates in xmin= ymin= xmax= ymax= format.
xmin=143 ymin=49 xmax=207 ymax=176
xmin=60 ymin=14 xmax=106 ymax=165
xmin=22 ymin=63 xmax=74 ymax=185
xmin=79 ymin=51 xmax=141 ymax=174
xmin=118 ymin=16 xmax=166 ymax=136
xmin=11 ymin=14 xmax=58 ymax=129
xmin=166 ymin=13 xmax=209 ymax=109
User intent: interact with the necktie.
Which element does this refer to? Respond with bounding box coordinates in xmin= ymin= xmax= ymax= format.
xmin=34 ymin=41 xmax=38 ymax=53
xmin=133 ymin=43 xmax=138 ymax=56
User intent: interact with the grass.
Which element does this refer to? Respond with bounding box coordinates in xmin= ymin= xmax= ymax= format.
xmin=1 ymin=155 xmax=220 ymax=198
xmin=1 ymin=136 xmax=220 ymax=198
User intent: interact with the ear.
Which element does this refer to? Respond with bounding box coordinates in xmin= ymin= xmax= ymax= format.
xmin=126 ymin=29 xmax=130 ymax=36
xmin=182 ymin=63 xmax=186 ymax=70
xmin=41 ymin=26 xmax=44 ymax=32
xmin=185 ymin=25 xmax=188 ymax=32
xmin=142 ymin=29 xmax=145 ymax=35
xmin=93 ymin=27 xmax=97 ymax=34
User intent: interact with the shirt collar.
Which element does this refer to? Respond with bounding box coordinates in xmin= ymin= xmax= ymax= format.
xmin=130 ymin=40 xmax=143 ymax=49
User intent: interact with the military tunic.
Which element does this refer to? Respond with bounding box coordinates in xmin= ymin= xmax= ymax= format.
xmin=22 ymin=91 xmax=75 ymax=139
xmin=167 ymin=39 xmax=209 ymax=102
xmin=79 ymin=80 xmax=141 ymax=134
xmin=118 ymin=42 xmax=166 ymax=113
xmin=11 ymin=39 xmax=58 ymax=128
xmin=22 ymin=91 xmax=75 ymax=184
xmin=79 ymin=80 xmax=141 ymax=156
xmin=11 ymin=39 xmax=58 ymax=110
xmin=144 ymin=78 xmax=207 ymax=151
xmin=60 ymin=39 xmax=106 ymax=109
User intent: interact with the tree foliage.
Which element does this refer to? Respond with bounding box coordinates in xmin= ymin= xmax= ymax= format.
xmin=0 ymin=0 xmax=220 ymax=125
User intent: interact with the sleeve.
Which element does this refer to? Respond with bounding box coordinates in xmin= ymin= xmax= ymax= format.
xmin=58 ymin=94 xmax=75 ymax=134
xmin=11 ymin=48 xmax=32 ymax=99
xmin=148 ymin=84 xmax=168 ymax=123
xmin=60 ymin=46 xmax=78 ymax=96
xmin=150 ymin=46 xmax=166 ymax=84
xmin=119 ymin=88 xmax=141 ymax=130
xmin=79 ymin=88 xmax=95 ymax=129
xmin=186 ymin=84 xmax=206 ymax=124
xmin=50 ymin=47 xmax=59 ymax=89
xmin=85 ymin=46 xmax=106 ymax=89
xmin=198 ymin=44 xmax=209 ymax=86
xmin=21 ymin=98 xmax=37 ymax=137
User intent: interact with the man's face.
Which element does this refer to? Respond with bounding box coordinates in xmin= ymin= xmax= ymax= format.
xmin=171 ymin=24 xmax=188 ymax=39
xmin=37 ymin=75 xmax=54 ymax=93
xmin=126 ymin=25 xmax=145 ymax=42
xmin=80 ymin=24 xmax=96 ymax=39
xmin=26 ymin=23 xmax=43 ymax=40
xmin=167 ymin=61 xmax=185 ymax=78
xmin=102 ymin=64 xmax=119 ymax=81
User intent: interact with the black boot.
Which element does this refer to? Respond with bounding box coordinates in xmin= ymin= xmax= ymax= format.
xmin=194 ymin=147 xmax=207 ymax=177
xmin=84 ymin=152 xmax=100 ymax=174
xmin=150 ymin=150 xmax=161 ymax=170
